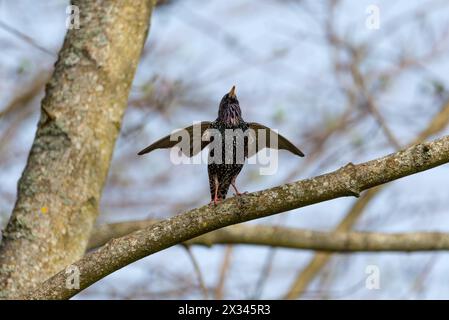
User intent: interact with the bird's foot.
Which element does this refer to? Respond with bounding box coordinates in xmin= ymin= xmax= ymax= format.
xmin=209 ymin=197 xmax=223 ymax=206
xmin=231 ymin=182 xmax=247 ymax=197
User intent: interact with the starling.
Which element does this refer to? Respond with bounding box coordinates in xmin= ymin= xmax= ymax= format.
xmin=138 ymin=86 xmax=304 ymax=205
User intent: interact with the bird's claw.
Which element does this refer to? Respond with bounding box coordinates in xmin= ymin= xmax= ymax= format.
xmin=209 ymin=197 xmax=223 ymax=206
xmin=233 ymin=191 xmax=248 ymax=197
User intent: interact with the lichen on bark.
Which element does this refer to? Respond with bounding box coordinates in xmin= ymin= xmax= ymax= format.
xmin=0 ymin=0 xmax=153 ymax=298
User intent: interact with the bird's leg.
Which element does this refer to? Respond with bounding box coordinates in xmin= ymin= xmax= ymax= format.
xmin=231 ymin=177 xmax=247 ymax=196
xmin=210 ymin=176 xmax=222 ymax=206
xmin=213 ymin=187 xmax=221 ymax=205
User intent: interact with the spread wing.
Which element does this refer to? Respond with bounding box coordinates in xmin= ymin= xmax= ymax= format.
xmin=137 ymin=121 xmax=212 ymax=157
xmin=247 ymin=122 xmax=305 ymax=158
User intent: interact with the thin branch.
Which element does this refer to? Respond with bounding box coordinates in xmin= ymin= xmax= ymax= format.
xmin=183 ymin=245 xmax=209 ymax=299
xmin=251 ymin=247 xmax=277 ymax=299
xmin=349 ymin=56 xmax=402 ymax=150
xmin=25 ymin=134 xmax=449 ymax=299
xmin=0 ymin=20 xmax=55 ymax=57
xmin=214 ymin=245 xmax=233 ymax=300
xmin=0 ymin=73 xmax=49 ymax=118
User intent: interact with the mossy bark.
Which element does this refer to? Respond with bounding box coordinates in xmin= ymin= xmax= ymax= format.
xmin=0 ymin=0 xmax=153 ymax=298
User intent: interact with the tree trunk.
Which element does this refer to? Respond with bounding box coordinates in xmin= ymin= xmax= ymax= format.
xmin=0 ymin=0 xmax=153 ymax=298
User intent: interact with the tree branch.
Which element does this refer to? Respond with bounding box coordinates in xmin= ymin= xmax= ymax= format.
xmin=88 ymin=220 xmax=449 ymax=252
xmin=284 ymin=98 xmax=449 ymax=299
xmin=24 ymin=134 xmax=449 ymax=299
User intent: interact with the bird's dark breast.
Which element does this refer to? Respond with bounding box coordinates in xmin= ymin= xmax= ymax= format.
xmin=207 ymin=120 xmax=249 ymax=200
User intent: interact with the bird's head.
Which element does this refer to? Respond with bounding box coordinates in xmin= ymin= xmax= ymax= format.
xmin=221 ymin=85 xmax=238 ymax=104
xmin=218 ymin=85 xmax=242 ymax=124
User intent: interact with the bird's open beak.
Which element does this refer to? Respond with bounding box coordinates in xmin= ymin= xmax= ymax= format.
xmin=228 ymin=85 xmax=236 ymax=98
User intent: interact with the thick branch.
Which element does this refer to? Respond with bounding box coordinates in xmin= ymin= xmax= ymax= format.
xmin=27 ymin=135 xmax=449 ymax=299
xmin=89 ymin=221 xmax=449 ymax=252
xmin=0 ymin=0 xmax=153 ymax=298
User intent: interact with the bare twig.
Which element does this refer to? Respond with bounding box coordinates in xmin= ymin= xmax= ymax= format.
xmin=214 ymin=245 xmax=233 ymax=300
xmin=0 ymin=20 xmax=55 ymax=57
xmin=183 ymin=245 xmax=209 ymax=299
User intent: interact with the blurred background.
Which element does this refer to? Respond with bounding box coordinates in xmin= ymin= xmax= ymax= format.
xmin=1 ymin=0 xmax=449 ymax=299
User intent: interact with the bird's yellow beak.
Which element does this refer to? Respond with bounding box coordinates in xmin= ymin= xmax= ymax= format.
xmin=228 ymin=85 xmax=236 ymax=98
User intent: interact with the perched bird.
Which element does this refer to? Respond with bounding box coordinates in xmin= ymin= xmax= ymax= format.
xmin=138 ymin=86 xmax=304 ymax=205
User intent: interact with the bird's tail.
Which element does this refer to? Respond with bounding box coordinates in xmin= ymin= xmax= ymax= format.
xmin=209 ymin=178 xmax=232 ymax=201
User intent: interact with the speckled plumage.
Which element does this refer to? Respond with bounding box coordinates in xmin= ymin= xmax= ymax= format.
xmin=207 ymin=117 xmax=249 ymax=202
xmin=207 ymin=86 xmax=251 ymax=203
xmin=137 ymin=85 xmax=305 ymax=205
